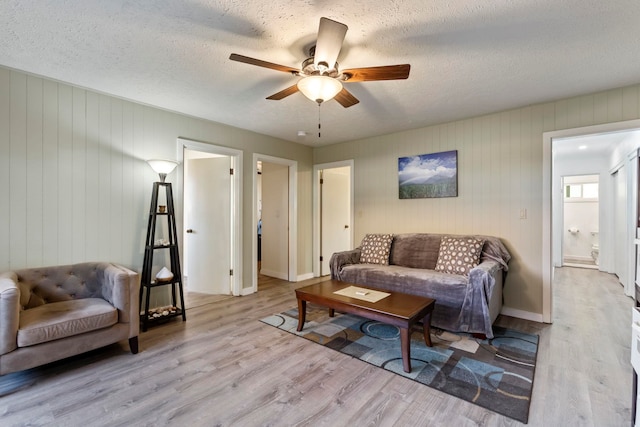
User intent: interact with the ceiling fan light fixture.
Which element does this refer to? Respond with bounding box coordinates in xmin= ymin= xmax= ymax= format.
xmin=297 ymin=75 xmax=342 ymax=104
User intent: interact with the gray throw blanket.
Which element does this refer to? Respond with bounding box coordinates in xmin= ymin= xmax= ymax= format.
xmin=329 ymin=233 xmax=511 ymax=338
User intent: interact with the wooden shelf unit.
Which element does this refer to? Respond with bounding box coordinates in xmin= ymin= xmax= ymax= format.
xmin=140 ymin=181 xmax=186 ymax=332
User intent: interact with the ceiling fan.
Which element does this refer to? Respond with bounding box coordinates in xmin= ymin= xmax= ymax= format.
xmin=229 ymin=17 xmax=410 ymax=108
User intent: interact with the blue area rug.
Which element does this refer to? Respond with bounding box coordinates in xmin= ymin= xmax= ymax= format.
xmin=261 ymin=306 xmax=538 ymax=423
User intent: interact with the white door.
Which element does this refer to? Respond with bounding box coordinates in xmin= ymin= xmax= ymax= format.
xmin=184 ymin=155 xmax=231 ymax=294
xmin=613 ymin=166 xmax=627 ymax=288
xmin=321 ymin=167 xmax=352 ymax=275
xmin=261 ymin=162 xmax=289 ymax=280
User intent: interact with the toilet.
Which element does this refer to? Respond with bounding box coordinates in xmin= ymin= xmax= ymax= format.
xmin=591 ymin=231 xmax=599 ymax=265
xmin=591 ymin=244 xmax=599 ymax=265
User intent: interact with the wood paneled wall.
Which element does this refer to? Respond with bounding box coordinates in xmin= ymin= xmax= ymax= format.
xmin=0 ymin=67 xmax=314 ymax=295
xmin=3 ymin=62 xmax=639 ymax=316
xmin=314 ymin=84 xmax=640 ymax=316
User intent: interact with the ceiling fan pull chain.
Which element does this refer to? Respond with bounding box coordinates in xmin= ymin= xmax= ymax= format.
xmin=318 ymin=103 xmax=322 ymax=138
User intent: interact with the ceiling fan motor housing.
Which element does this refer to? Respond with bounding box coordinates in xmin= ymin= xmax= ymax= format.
xmin=301 ymin=57 xmax=341 ymax=78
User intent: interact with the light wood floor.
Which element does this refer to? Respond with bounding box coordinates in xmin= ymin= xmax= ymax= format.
xmin=184 ymin=291 xmax=234 ymax=310
xmin=0 ymin=268 xmax=633 ymax=426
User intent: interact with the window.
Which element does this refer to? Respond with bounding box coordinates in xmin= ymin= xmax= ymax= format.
xmin=582 ymin=183 xmax=598 ymax=199
xmin=564 ymin=182 xmax=598 ymax=201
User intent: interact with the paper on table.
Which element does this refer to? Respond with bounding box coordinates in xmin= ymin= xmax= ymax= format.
xmin=333 ymin=286 xmax=390 ymax=303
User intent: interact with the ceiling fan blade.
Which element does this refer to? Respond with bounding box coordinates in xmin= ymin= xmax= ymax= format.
xmin=342 ymin=64 xmax=411 ymax=82
xmin=334 ymin=88 xmax=359 ymax=108
xmin=314 ymin=17 xmax=348 ymax=69
xmin=229 ymin=53 xmax=299 ymax=74
xmin=266 ymin=84 xmax=299 ymax=100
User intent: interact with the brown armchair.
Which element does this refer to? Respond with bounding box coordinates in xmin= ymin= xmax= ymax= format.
xmin=0 ymin=262 xmax=139 ymax=375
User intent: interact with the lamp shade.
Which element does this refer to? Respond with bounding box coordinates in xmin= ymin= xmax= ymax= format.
xmin=297 ymin=75 xmax=343 ymax=104
xmin=147 ymin=159 xmax=178 ymax=174
xmin=147 ymin=159 xmax=178 ymax=182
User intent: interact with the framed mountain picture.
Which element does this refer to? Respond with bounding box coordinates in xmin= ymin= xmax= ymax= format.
xmin=398 ymin=150 xmax=458 ymax=199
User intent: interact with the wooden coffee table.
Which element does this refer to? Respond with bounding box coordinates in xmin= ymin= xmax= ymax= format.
xmin=295 ymin=279 xmax=435 ymax=373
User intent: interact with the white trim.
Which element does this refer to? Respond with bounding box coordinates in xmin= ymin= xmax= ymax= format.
xmin=312 ymin=160 xmax=355 ymax=277
xmin=626 ymin=150 xmax=638 ymax=297
xmin=542 ymin=130 xmax=553 ymax=323
xmin=297 ymin=272 xmax=315 ymax=281
xmin=176 ymin=138 xmax=243 ymax=296
xmin=258 ymin=269 xmax=288 ymax=281
xmin=610 ymin=159 xmax=626 ymax=175
xmin=240 ymin=286 xmax=255 ymax=296
xmin=252 ymin=154 xmax=298 ymax=293
xmin=500 ymin=307 xmax=544 ymax=323
xmin=563 ymin=255 xmax=596 ymax=263
xmin=543 ymin=119 xmax=640 ymax=323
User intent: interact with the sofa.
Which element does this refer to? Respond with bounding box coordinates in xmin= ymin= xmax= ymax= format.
xmin=330 ymin=233 xmax=511 ymax=339
xmin=0 ymin=262 xmax=139 ymax=375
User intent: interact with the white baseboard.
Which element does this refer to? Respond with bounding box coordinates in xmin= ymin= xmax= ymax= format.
xmin=564 ymin=255 xmax=594 ymax=262
xmin=296 ymin=272 xmax=315 ymax=281
xmin=241 ymin=286 xmax=255 ymax=296
xmin=500 ymin=306 xmax=545 ymax=323
xmin=259 ymin=269 xmax=288 ymax=280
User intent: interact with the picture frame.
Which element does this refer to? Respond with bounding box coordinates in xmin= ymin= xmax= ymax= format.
xmin=398 ymin=150 xmax=458 ymax=199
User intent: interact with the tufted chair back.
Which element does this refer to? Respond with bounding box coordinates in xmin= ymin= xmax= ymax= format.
xmin=14 ymin=262 xmax=118 ymax=310
xmin=0 ymin=262 xmax=139 ymax=375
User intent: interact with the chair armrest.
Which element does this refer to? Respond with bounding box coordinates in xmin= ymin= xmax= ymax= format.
xmin=330 ymin=248 xmax=361 ymax=279
xmin=99 ymin=264 xmax=139 ymax=339
xmin=0 ymin=272 xmax=20 ymax=355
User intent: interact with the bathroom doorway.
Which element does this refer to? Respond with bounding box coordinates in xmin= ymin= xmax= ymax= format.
xmin=562 ymin=174 xmax=599 ymax=269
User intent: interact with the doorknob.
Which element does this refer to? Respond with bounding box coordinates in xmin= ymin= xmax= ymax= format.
xmin=344 ymin=225 xmax=349 ymax=229
xmin=186 ymin=229 xmax=194 ymax=233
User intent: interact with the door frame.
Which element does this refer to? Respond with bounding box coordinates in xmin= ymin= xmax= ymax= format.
xmin=252 ymin=153 xmax=297 ymax=293
xmin=543 ymin=119 xmax=640 ymax=323
xmin=176 ymin=138 xmax=243 ymax=296
xmin=313 ymin=160 xmax=354 ymax=277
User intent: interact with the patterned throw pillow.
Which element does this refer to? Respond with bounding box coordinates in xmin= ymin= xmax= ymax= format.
xmin=359 ymin=234 xmax=394 ymax=265
xmin=435 ymin=236 xmax=485 ymax=276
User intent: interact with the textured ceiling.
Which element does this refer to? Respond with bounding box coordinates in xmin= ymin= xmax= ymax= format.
xmin=1 ymin=1 xmax=640 ymax=146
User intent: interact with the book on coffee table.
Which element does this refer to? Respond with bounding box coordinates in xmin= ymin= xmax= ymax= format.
xmin=332 ymin=285 xmax=390 ymax=303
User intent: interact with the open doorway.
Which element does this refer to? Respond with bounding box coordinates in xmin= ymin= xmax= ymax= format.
xmin=543 ymin=122 xmax=640 ymax=322
xmin=561 ymin=175 xmax=599 ymax=269
xmin=252 ymin=154 xmax=297 ymax=293
xmin=260 ymin=161 xmax=289 ymax=280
